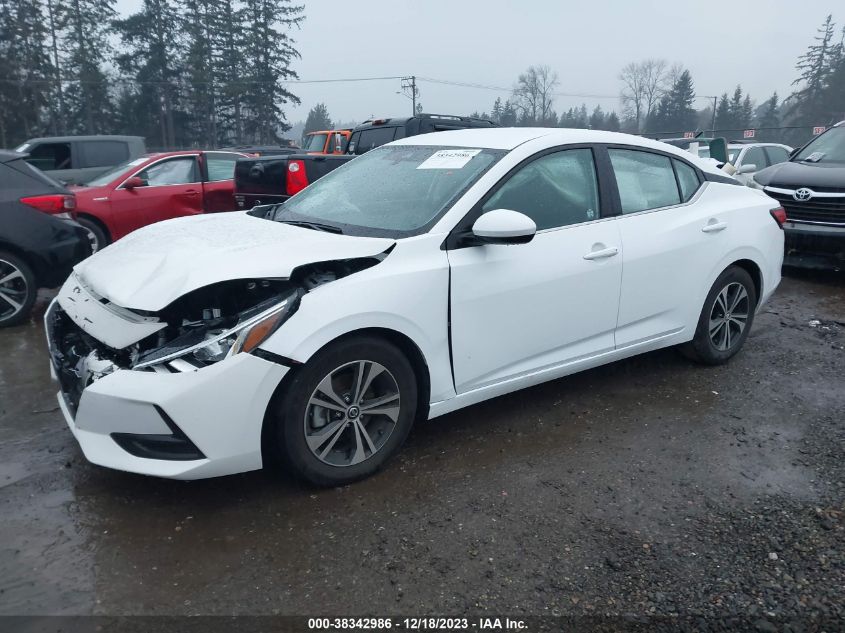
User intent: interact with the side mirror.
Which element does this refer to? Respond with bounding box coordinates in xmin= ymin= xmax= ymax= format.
xmin=736 ymin=164 xmax=757 ymax=175
xmin=124 ymin=176 xmax=146 ymax=189
xmin=471 ymin=209 xmax=536 ymax=245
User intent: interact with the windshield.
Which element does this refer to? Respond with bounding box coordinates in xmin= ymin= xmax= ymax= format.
xmin=303 ymin=133 xmax=328 ymax=152
xmin=273 ymin=145 xmax=503 ymax=237
xmin=83 ymin=156 xmax=148 ymax=186
xmin=795 ymin=127 xmax=845 ymax=163
xmin=728 ymin=148 xmax=740 ymax=163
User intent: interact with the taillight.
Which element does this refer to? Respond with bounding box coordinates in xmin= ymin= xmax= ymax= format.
xmin=20 ymin=194 xmax=76 ymax=215
xmin=286 ymin=160 xmax=309 ymax=195
xmin=769 ymin=206 xmax=787 ymax=229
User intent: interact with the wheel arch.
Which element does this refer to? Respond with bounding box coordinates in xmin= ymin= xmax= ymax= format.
xmin=0 ymin=241 xmax=41 ymax=284
xmin=75 ymin=212 xmax=112 ymax=242
xmin=259 ymin=326 xmax=432 ymax=466
xmin=730 ymin=258 xmax=763 ymax=306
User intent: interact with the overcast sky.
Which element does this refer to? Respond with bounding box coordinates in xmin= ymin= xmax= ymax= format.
xmin=116 ymin=0 xmax=838 ymax=125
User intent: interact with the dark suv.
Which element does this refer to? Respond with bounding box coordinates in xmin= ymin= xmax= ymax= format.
xmin=0 ymin=151 xmax=91 ymax=327
xmin=754 ymin=121 xmax=845 ymax=267
xmin=346 ymin=113 xmax=497 ymax=155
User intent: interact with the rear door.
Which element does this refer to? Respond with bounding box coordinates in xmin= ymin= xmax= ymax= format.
xmin=109 ymin=155 xmax=203 ymax=231
xmin=609 ymin=147 xmax=722 ymax=348
xmin=201 ymin=152 xmax=242 ymax=212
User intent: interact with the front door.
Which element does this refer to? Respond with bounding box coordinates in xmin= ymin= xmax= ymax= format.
xmin=110 ymin=155 xmax=203 ymax=231
xmin=448 ymin=147 xmax=622 ymax=394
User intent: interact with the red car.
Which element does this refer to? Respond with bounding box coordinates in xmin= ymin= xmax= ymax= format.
xmin=72 ymin=150 xmax=248 ymax=252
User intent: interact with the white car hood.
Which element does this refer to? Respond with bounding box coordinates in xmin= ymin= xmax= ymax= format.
xmin=74 ymin=212 xmax=394 ymax=311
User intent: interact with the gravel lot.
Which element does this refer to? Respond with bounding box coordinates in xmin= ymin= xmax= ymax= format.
xmin=0 ymin=270 xmax=842 ymax=629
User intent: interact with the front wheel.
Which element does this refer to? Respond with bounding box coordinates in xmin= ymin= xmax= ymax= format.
xmin=682 ymin=266 xmax=757 ymax=365
xmin=272 ymin=336 xmax=418 ymax=487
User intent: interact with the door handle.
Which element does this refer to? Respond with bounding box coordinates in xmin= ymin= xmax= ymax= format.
xmin=702 ymin=221 xmax=727 ymax=233
xmin=583 ymin=246 xmax=619 ymax=261
xmin=183 ymin=189 xmax=200 ymax=196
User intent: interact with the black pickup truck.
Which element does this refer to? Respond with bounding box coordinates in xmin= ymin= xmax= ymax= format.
xmin=234 ymin=113 xmax=497 ymax=209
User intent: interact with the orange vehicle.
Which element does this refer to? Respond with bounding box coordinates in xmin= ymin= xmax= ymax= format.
xmin=301 ymin=129 xmax=352 ymax=155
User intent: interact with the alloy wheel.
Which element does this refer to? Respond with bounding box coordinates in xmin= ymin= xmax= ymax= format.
xmin=304 ymin=360 xmax=401 ymax=467
xmin=708 ymin=282 xmax=749 ymax=351
xmin=0 ymin=258 xmax=29 ymax=322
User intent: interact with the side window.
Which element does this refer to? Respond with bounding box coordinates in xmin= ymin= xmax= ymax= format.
xmin=673 ymin=159 xmax=701 ymax=202
xmin=25 ymin=142 xmax=72 ymax=171
xmin=355 ymin=127 xmax=397 ymax=153
xmin=136 ymin=157 xmax=198 ymax=186
xmin=482 ymin=148 xmax=600 ymax=230
xmin=741 ymin=146 xmax=767 ymax=170
xmin=78 ymin=141 xmax=129 ymax=168
xmin=205 ymin=153 xmax=239 ymax=181
xmin=609 ymin=149 xmax=681 ymax=214
xmin=764 ymin=146 xmax=790 ymax=165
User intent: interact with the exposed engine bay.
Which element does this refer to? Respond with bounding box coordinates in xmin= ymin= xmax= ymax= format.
xmin=46 ymin=255 xmax=388 ymax=413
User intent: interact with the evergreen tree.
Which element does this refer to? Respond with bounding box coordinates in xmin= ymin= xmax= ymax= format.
xmin=499 ymin=100 xmax=517 ymax=126
xmin=491 ymin=97 xmax=503 ymax=124
xmin=757 ymin=93 xmax=780 ymax=141
xmin=605 ymin=111 xmax=621 ymax=132
xmin=304 ymin=103 xmax=332 ymax=133
xmin=240 ymin=0 xmax=303 ymax=143
xmin=791 ymin=14 xmax=838 ymax=121
xmin=56 ymin=0 xmax=117 ymax=134
xmin=182 ymin=0 xmax=218 ymax=146
xmin=0 ymin=0 xmax=56 ymax=144
xmin=728 ymin=86 xmax=745 ymax=129
xmin=113 ymin=0 xmax=185 ymax=148
xmin=212 ymin=0 xmax=247 ymax=144
xmin=715 ymin=93 xmax=731 ymax=132
xmin=589 ymin=105 xmax=605 ymax=130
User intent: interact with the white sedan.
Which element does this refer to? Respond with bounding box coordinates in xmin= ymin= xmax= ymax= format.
xmin=45 ymin=128 xmax=785 ymax=486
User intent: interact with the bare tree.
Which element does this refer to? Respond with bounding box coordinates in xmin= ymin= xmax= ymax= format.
xmin=619 ymin=59 xmax=669 ymax=131
xmin=513 ymin=65 xmax=559 ymax=125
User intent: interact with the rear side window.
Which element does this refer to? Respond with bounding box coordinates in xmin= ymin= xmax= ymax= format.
xmin=25 ymin=142 xmax=72 ymax=171
xmin=78 ymin=141 xmax=129 ymax=168
xmin=354 ymin=127 xmax=397 ymax=154
xmin=609 ymin=149 xmax=681 ymax=213
xmin=765 ymin=146 xmax=790 ymax=165
xmin=673 ymin=159 xmax=701 ymax=202
xmin=205 ymin=153 xmax=239 ymax=181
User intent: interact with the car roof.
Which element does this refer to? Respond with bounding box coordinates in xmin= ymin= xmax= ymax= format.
xmin=21 ymin=135 xmax=144 ymax=143
xmin=391 ymin=127 xmax=714 ymax=154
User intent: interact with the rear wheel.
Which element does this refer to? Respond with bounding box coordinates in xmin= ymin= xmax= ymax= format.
xmin=272 ymin=336 xmax=418 ymax=487
xmin=76 ymin=217 xmax=109 ymax=254
xmin=0 ymin=251 xmax=37 ymax=328
xmin=682 ymin=266 xmax=757 ymax=365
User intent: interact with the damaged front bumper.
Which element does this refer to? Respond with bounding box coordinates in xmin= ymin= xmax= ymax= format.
xmin=45 ymin=299 xmax=288 ymax=479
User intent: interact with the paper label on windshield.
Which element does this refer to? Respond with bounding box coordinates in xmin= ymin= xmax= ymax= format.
xmin=417 ymin=149 xmax=481 ymax=170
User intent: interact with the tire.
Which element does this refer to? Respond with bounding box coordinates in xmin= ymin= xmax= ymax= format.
xmin=682 ymin=265 xmax=757 ymax=365
xmin=272 ymin=336 xmax=418 ymax=487
xmin=76 ymin=216 xmax=109 ymax=254
xmin=0 ymin=250 xmax=38 ymax=328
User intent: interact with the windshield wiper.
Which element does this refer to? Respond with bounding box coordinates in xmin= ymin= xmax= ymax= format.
xmin=279 ymin=219 xmax=343 ymax=234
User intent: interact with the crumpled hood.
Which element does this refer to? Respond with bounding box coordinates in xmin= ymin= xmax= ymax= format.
xmin=74 ymin=212 xmax=394 ymax=311
xmin=754 ymin=160 xmax=845 ymax=189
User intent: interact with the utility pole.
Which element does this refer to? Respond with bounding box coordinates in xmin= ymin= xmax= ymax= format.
xmin=712 ymin=95 xmax=717 ymax=136
xmin=400 ymin=76 xmax=418 ymax=116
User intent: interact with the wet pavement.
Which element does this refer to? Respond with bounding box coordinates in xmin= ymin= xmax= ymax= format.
xmin=0 ymin=271 xmax=843 ymax=619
